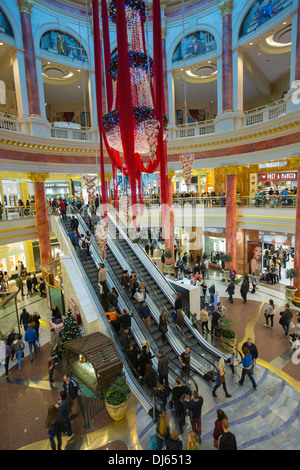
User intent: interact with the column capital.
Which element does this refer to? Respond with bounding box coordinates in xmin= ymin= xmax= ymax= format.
xmin=218 ymin=0 xmax=233 ymax=16
xmin=168 ymin=170 xmax=175 ymax=179
xmin=105 ymin=173 xmax=113 ymax=181
xmin=18 ymin=0 xmax=35 ymax=14
xmin=290 ymin=156 xmax=300 ymax=168
xmin=26 ymin=172 xmax=49 ymax=183
xmin=223 ymin=165 xmax=239 ymax=176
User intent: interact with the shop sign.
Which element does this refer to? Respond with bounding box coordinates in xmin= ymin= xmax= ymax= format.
xmin=204 ymin=227 xmax=225 ymax=234
xmin=258 ymin=161 xmax=287 ymax=169
xmin=258 ymin=171 xmax=297 ymax=182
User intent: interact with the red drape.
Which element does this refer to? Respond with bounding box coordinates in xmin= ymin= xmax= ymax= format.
xmin=101 ymin=0 xmax=114 ymax=112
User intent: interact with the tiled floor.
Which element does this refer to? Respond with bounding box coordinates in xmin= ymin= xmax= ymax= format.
xmin=1 ymin=266 xmax=300 ymax=451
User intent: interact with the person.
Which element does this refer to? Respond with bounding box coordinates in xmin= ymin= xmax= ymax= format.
xmin=155 ymin=410 xmax=170 ymax=450
xmin=11 ymin=334 xmax=25 ymax=370
xmin=79 ymin=234 xmax=88 ymax=260
xmin=226 ymin=280 xmax=235 ymax=304
xmin=50 ymin=328 xmax=61 ymax=362
xmin=129 ymin=271 xmax=139 ymax=299
xmin=200 ymin=305 xmax=210 ymax=334
xmin=179 ymin=345 xmax=191 ymax=379
xmin=157 ymin=350 xmax=169 ymax=390
xmin=7 ymin=328 xmax=16 ymax=360
xmin=3 ymin=271 xmax=9 ymax=290
xmin=52 ymin=305 xmax=62 ymax=322
xmin=127 ymin=343 xmax=139 ymax=369
xmin=135 ymin=281 xmax=147 ymax=303
xmin=172 ymin=377 xmax=191 ymax=434
xmin=120 ymin=270 xmax=131 ymax=293
xmin=290 ymin=317 xmax=300 ymax=341
xmin=46 ymin=405 xmax=63 ymax=451
xmin=70 ymin=215 xmax=79 ymax=234
xmin=138 ymin=301 xmax=151 ymax=331
xmin=62 ymin=374 xmax=81 ymax=420
xmin=204 ymin=258 xmax=209 ymax=279
xmin=32 ymin=274 xmax=38 ymax=292
xmin=108 ymin=287 xmax=119 ymax=311
xmin=153 ymin=383 xmax=169 ymax=412
xmin=105 ymin=307 xmax=120 ymax=333
xmin=186 ymin=431 xmax=201 ymax=450
xmin=120 ymin=328 xmax=131 ymax=351
xmin=31 ymin=311 xmax=41 ymax=341
xmin=166 ymin=429 xmax=183 ymax=450
xmin=48 ymin=357 xmax=55 ymax=385
xmin=24 ymin=324 xmax=38 ymax=362
xmin=4 ymin=339 xmax=11 ymax=377
xmin=16 ymin=276 xmax=24 ymax=299
xmin=218 ymin=418 xmax=237 ymax=450
xmin=240 ymin=278 xmax=249 ymax=303
xmin=118 ymin=309 xmax=133 ymax=332
xmin=211 ymin=308 xmax=221 ymax=338
xmin=138 ymin=340 xmax=154 ymax=376
xmin=226 ymin=349 xmax=236 ymax=376
xmin=264 ymin=299 xmax=275 ymax=328
xmin=159 ymin=310 xmax=169 ymax=343
xmin=59 ymin=198 xmax=66 ymax=219
xmin=175 ymin=293 xmax=182 ymax=311
xmin=213 ymin=409 xmax=228 ymax=449
xmin=242 ymin=338 xmax=258 ymax=369
xmin=212 ymin=358 xmax=231 ymax=398
xmin=176 ymin=309 xmax=185 ymax=331
xmin=56 ymin=390 xmax=74 ymax=441
xmin=20 ymin=307 xmax=30 ymax=331
xmin=185 ymin=391 xmax=203 ymax=441
xmin=209 ymin=283 xmax=215 ymax=305
xmin=237 ymin=346 xmax=257 ymax=390
xmin=251 ymin=272 xmax=257 ymax=294
xmin=98 ymin=263 xmax=108 ymax=294
xmin=279 ymin=303 xmax=294 ymax=336
xmin=139 ymin=363 xmax=157 ymax=390
xmin=26 ymin=275 xmax=33 ymax=298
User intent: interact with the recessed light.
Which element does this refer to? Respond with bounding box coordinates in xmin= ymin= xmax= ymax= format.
xmin=77 ymin=69 xmax=81 ymax=72
xmin=0 ymin=42 xmax=3 ymax=46
xmin=283 ymin=22 xmax=287 ymax=25
xmin=47 ymin=62 xmax=51 ymax=65
xmin=208 ymin=60 xmax=211 ymax=63
xmin=78 ymin=85 xmax=81 ymax=88
xmin=250 ymin=42 xmax=253 ymax=45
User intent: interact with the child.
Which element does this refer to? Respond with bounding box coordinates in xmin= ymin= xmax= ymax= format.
xmin=226 ymin=348 xmax=236 ymax=376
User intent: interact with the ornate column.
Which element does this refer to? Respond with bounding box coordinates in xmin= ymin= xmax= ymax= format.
xmin=224 ymin=165 xmax=238 ymax=270
xmin=218 ymin=0 xmax=233 ymax=113
xmin=26 ymin=172 xmax=52 ymax=271
xmin=18 ymin=0 xmax=41 ymax=117
xmin=291 ymin=157 xmax=300 ymax=305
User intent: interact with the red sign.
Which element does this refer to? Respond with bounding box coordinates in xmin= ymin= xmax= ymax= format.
xmin=258 ymin=171 xmax=297 ymax=182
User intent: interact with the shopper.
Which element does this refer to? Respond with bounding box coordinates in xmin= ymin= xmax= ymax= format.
xmin=32 ymin=311 xmax=41 ymax=341
xmin=264 ymin=299 xmax=275 ymax=328
xmin=129 ymin=271 xmax=139 ymax=299
xmin=138 ymin=341 xmax=154 ymax=376
xmin=186 ymin=431 xmax=201 ymax=450
xmin=120 ymin=270 xmax=131 ymax=293
xmin=211 ymin=308 xmax=221 ymax=338
xmin=98 ymin=263 xmax=108 ymax=294
xmin=179 ymin=345 xmax=191 ymax=379
xmin=26 ymin=275 xmax=33 ymax=298
xmin=4 ymin=339 xmax=11 ymax=377
xmin=20 ymin=307 xmax=30 ymax=331
xmin=11 ymin=334 xmax=25 ymax=370
xmin=242 ymin=338 xmax=258 ymax=369
xmin=62 ymin=374 xmax=81 ymax=420
xmin=24 ymin=324 xmax=38 ymax=362
xmin=213 ymin=409 xmax=228 ymax=449
xmin=139 ymin=363 xmax=157 ymax=390
xmin=166 ymin=429 xmax=183 ymax=451
xmin=171 ymin=377 xmax=191 ymax=434
xmin=225 ymin=280 xmax=235 ymax=304
xmin=218 ymin=419 xmax=237 ymax=450
xmin=79 ymin=234 xmax=88 ymax=260
xmin=56 ymin=390 xmax=74 ymax=442
xmin=159 ymin=310 xmax=169 ymax=343
xmin=209 ymin=283 xmax=215 ymax=305
xmin=240 ymin=278 xmax=249 ymax=303
xmin=157 ymin=350 xmax=169 ymax=390
xmin=212 ymin=358 xmax=231 ymax=398
xmin=176 ymin=309 xmax=185 ymax=331
xmin=138 ymin=301 xmax=151 ymax=331
xmin=237 ymin=347 xmax=257 ymax=390
xmin=251 ymin=272 xmax=257 ymax=294
xmin=200 ymin=305 xmax=210 ymax=334
xmin=185 ymin=391 xmax=203 ymax=441
xmin=16 ymin=276 xmax=24 ymax=299
xmin=155 ymin=411 xmax=170 ymax=450
xmin=279 ymin=303 xmax=294 ymax=336
xmin=48 ymin=357 xmax=55 ymax=385
xmin=46 ymin=405 xmax=63 ymax=450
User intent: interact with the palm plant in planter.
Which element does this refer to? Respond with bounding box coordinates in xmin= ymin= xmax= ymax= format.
xmin=105 ymin=374 xmax=130 ymax=421
xmin=285 ymin=268 xmax=298 ymax=301
xmin=218 ymin=316 xmax=238 ymax=352
xmin=164 ymin=249 xmax=173 ymax=274
xmin=221 ymin=254 xmax=232 ymax=281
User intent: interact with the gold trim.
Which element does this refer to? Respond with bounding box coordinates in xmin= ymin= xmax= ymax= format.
xmin=0 ymin=225 xmax=37 ymax=233
xmin=26 ymin=172 xmax=49 ymax=183
xmin=218 ymin=0 xmax=233 ymax=16
xmin=18 ymin=0 xmax=35 ymax=14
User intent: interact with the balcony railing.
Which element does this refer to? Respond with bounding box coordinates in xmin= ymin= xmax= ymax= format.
xmin=0 ymin=112 xmax=19 ymax=132
xmin=0 ymin=204 xmax=36 ymax=221
xmin=243 ymin=99 xmax=286 ymax=127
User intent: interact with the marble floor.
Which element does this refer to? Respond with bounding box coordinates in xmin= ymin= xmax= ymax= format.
xmin=1 ymin=268 xmax=300 ymax=451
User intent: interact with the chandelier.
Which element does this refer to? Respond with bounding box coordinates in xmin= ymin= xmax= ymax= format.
xmin=102 ymin=0 xmax=168 ymax=159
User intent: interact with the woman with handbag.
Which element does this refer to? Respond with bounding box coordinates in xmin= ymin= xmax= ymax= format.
xmin=212 ymin=358 xmax=231 ymax=398
xmin=264 ymin=299 xmax=275 ymax=328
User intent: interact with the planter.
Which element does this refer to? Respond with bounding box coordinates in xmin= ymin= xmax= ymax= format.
xmin=285 ymin=286 xmax=297 ymax=302
xmin=220 ymin=333 xmax=237 ymax=352
xmin=165 ymin=263 xmax=173 ymax=274
xmin=105 ymin=397 xmax=129 ymax=421
xmin=222 ymin=269 xmax=230 ymax=281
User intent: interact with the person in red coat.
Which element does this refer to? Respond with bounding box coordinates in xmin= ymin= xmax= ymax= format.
xmin=213 ymin=409 xmax=228 ymax=448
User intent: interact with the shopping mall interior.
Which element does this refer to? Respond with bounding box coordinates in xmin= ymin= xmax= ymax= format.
xmin=1 ymin=0 xmax=300 ymax=453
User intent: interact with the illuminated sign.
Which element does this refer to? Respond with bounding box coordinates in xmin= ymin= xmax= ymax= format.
xmin=258 ymin=172 xmax=297 ymax=182
xmin=258 ymin=161 xmax=287 ymax=169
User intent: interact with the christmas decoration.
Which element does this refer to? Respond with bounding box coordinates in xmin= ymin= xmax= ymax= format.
xmin=94 ymin=221 xmax=109 ymax=259
xmin=179 ymin=153 xmax=195 ymax=186
xmin=60 ymin=307 xmax=82 ymax=351
xmin=83 ymin=176 xmax=97 ymax=206
xmin=120 ymin=194 xmax=130 ymax=223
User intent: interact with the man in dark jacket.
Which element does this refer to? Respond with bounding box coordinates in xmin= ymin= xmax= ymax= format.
xmin=172 ymin=377 xmax=191 ymax=434
xmin=56 ymin=391 xmax=74 ymax=441
xmin=240 ymin=278 xmax=249 ymax=303
xmin=280 ymin=303 xmax=294 ymax=336
xmin=157 ymin=350 xmax=169 ymax=390
xmin=138 ymin=301 xmax=151 ymax=331
xmin=175 ymin=293 xmax=182 ymax=311
xmin=218 ymin=418 xmax=237 ymax=450
xmin=20 ymin=308 xmax=30 ymax=331
xmin=62 ymin=375 xmax=81 ymax=420
xmin=185 ymin=391 xmax=204 ymax=441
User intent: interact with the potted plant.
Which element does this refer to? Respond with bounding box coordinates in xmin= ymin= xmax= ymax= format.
xmin=218 ymin=316 xmax=238 ymax=352
xmin=164 ymin=249 xmax=173 ymax=274
xmin=221 ymin=254 xmax=232 ymax=281
xmin=105 ymin=374 xmax=130 ymax=421
xmin=285 ymin=268 xmax=298 ymax=301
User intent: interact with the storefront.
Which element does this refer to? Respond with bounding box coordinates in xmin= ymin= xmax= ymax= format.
xmin=45 ymin=181 xmax=70 ymax=200
xmin=203 ymin=227 xmax=226 ymax=264
xmin=257 ymin=170 xmax=297 ymax=194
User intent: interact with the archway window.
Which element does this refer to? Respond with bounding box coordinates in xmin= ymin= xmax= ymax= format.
xmin=40 ymin=30 xmax=88 ymax=63
xmin=172 ymin=31 xmax=216 ymax=63
xmin=239 ymin=0 xmax=293 ymax=39
xmin=0 ymin=8 xmax=14 ymax=38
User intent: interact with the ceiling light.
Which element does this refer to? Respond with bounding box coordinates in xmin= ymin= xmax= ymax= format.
xmin=0 ymin=42 xmax=3 ymax=46
xmin=78 ymin=85 xmax=81 ymax=88
xmin=47 ymin=61 xmax=51 ymax=65
xmin=250 ymin=42 xmax=253 ymax=45
xmin=266 ymin=35 xmax=291 ymax=47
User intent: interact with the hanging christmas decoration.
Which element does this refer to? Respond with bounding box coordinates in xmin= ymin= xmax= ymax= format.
xmin=94 ymin=221 xmax=109 ymax=259
xmin=83 ymin=176 xmax=97 ymax=206
xmin=179 ymin=153 xmax=195 ymax=186
xmin=120 ymin=194 xmax=131 ymax=223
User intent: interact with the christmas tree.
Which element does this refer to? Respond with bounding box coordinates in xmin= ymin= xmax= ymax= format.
xmin=60 ymin=307 xmax=82 ymax=350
